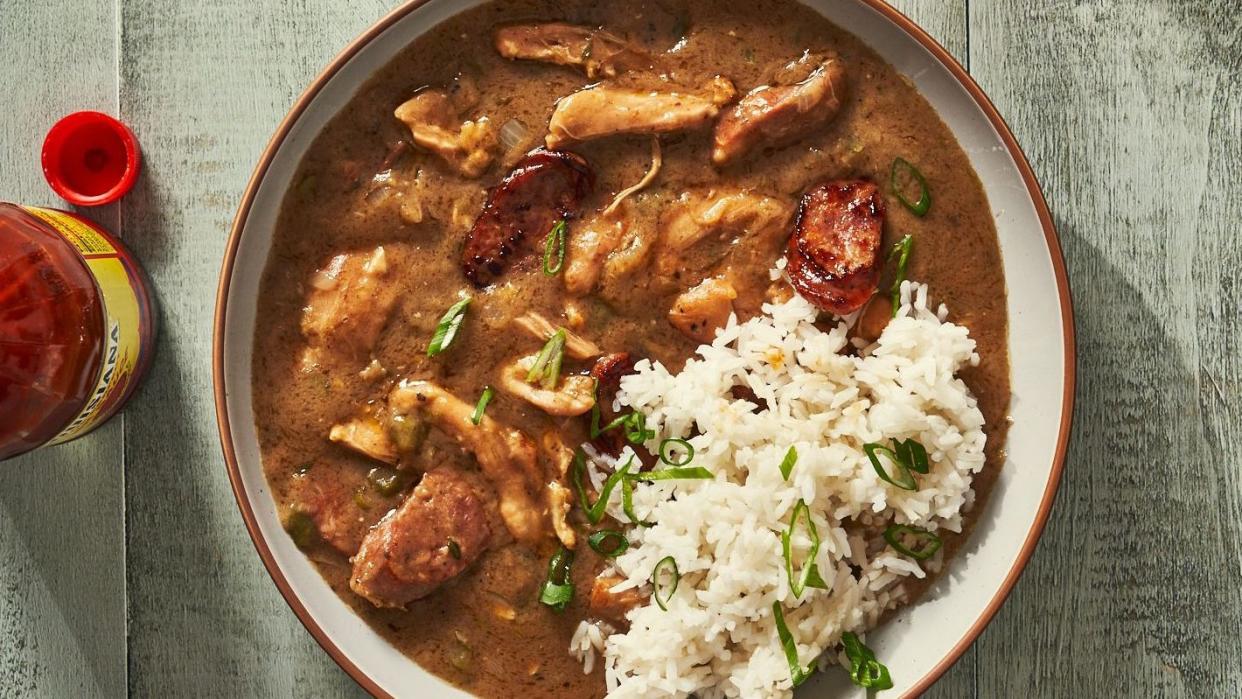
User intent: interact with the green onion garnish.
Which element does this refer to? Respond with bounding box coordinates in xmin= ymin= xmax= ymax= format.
xmin=470 ymin=386 xmax=494 ymax=425
xmin=571 ymin=452 xmax=634 ymax=524
xmin=650 ymin=556 xmax=679 ymax=611
xmin=526 ymin=329 xmax=567 ymax=389
xmin=887 ymin=234 xmax=913 ymax=318
xmin=619 ymin=471 xmax=652 ymax=526
xmin=658 ymin=438 xmax=694 ymax=466
xmin=863 ymin=437 xmax=929 ymax=491
xmin=446 ymin=538 xmax=462 ymax=560
xmin=782 ymin=499 xmax=829 ymax=598
xmin=772 ymin=602 xmax=813 ymax=687
xmin=590 ymin=404 xmax=654 ymax=445
xmin=778 ymin=446 xmax=798 ymax=481
xmin=890 ymin=157 xmax=931 ymax=217
xmin=427 ymin=296 xmax=471 ymax=356
xmin=628 ymin=467 xmax=714 ymax=482
xmin=538 ymin=546 xmax=575 ymax=611
xmin=587 ymin=530 xmax=629 ymax=557
xmin=841 ymin=631 xmax=893 ymax=690
xmin=883 ymin=523 xmax=943 ymax=560
xmin=543 ymin=219 xmax=567 ymax=275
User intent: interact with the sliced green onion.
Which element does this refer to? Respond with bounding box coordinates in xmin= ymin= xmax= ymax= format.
xmin=538 ymin=546 xmax=575 ymax=611
xmin=841 ymin=632 xmax=893 ymax=690
xmin=628 ymin=466 xmax=714 ymax=482
xmin=890 ymin=157 xmax=931 ymax=217
xmin=470 ymin=386 xmax=494 ymax=425
xmin=619 ymin=471 xmax=652 ymax=526
xmin=571 ymin=452 xmax=634 ymax=524
xmin=650 ymin=556 xmax=679 ymax=611
xmin=543 ymin=219 xmax=567 ymax=275
xmin=446 ymin=538 xmax=462 ymax=560
xmin=588 ymin=387 xmax=653 ymax=445
xmin=782 ymin=499 xmax=829 ymax=598
xmin=863 ymin=440 xmax=926 ymax=490
xmin=883 ymin=524 xmax=942 ymax=560
xmin=887 ymin=234 xmax=913 ymax=318
xmin=427 ymin=296 xmax=471 ymax=356
xmin=658 ymin=438 xmax=694 ymax=466
xmin=778 ymin=446 xmax=798 ymax=481
xmin=587 ymin=530 xmax=629 ymax=557
xmin=772 ymin=602 xmax=813 ymax=687
xmin=525 ymin=329 xmax=567 ymax=389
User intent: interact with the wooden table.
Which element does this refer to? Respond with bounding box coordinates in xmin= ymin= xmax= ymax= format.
xmin=2 ymin=1 xmax=1239 ymax=696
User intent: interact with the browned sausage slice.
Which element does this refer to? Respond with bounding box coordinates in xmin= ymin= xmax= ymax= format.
xmin=785 ymin=180 xmax=883 ymax=314
xmin=462 ymin=149 xmax=594 ymax=287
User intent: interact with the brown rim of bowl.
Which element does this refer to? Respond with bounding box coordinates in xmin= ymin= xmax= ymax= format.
xmin=213 ymin=1 xmax=1077 ymax=697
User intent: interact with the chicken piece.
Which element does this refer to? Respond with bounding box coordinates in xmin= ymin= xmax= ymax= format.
xmin=513 ymin=311 xmax=601 ymax=359
xmin=588 ymin=574 xmax=647 ymax=627
xmin=668 ymin=277 xmax=737 ymax=343
xmin=785 ymin=179 xmax=884 ymax=314
xmin=300 ymin=246 xmax=400 ymax=371
xmin=394 ymin=89 xmax=497 ymax=177
xmin=546 ymin=482 xmax=576 ymax=549
xmin=493 ymin=23 xmax=651 ymax=78
xmin=462 ymin=149 xmax=594 ymax=287
xmin=286 ymin=471 xmax=387 ymax=556
xmin=546 ymin=78 xmax=736 ymax=149
xmin=565 ymin=197 xmax=660 ymax=296
xmin=388 ymin=380 xmax=548 ymax=546
xmin=662 ymin=189 xmax=793 ymax=254
xmin=350 ymin=468 xmax=499 ymax=608
xmin=498 ymin=355 xmax=597 ymax=417
xmin=328 ymin=417 xmax=399 ymax=465
xmin=712 ymin=55 xmax=848 ymax=166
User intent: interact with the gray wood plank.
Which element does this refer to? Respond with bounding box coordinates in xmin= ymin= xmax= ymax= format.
xmin=116 ymin=0 xmax=390 ymax=695
xmin=0 ymin=2 xmax=127 ymax=698
xmin=969 ymin=1 xmax=1242 ymax=696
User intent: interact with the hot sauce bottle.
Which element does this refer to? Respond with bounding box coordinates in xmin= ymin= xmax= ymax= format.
xmin=0 ymin=113 xmax=154 ymax=461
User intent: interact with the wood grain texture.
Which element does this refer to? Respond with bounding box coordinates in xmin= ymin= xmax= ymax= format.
xmin=116 ymin=1 xmax=389 ymax=695
xmin=969 ymin=1 xmax=1242 ymax=696
xmin=0 ymin=2 xmax=127 ymax=698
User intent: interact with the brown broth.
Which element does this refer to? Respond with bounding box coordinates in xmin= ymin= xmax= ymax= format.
xmin=252 ymin=1 xmax=1010 ymax=696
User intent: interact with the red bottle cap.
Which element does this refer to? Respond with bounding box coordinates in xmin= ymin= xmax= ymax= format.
xmin=41 ymin=111 xmax=141 ymax=206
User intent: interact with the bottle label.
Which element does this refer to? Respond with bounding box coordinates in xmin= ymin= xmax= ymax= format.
xmin=20 ymin=206 xmax=148 ymax=445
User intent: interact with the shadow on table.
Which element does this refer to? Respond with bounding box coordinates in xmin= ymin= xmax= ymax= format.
xmin=0 ymin=423 xmax=127 ymax=698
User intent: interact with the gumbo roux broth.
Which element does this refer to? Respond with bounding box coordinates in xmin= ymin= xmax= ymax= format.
xmin=252 ymin=0 xmax=1010 ymax=696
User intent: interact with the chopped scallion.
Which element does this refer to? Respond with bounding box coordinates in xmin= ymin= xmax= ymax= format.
xmin=587 ymin=530 xmax=629 ymax=557
xmin=619 ymin=471 xmax=652 ymax=526
xmin=772 ymin=602 xmax=813 ymax=687
xmin=883 ymin=524 xmax=942 ymax=560
xmin=658 ymin=438 xmax=694 ymax=466
xmin=538 ymin=546 xmax=575 ymax=611
xmin=470 ymin=386 xmax=494 ymax=426
xmin=778 ymin=446 xmax=798 ymax=481
xmin=427 ymin=296 xmax=471 ymax=357
xmin=863 ymin=437 xmax=928 ymax=491
xmin=782 ymin=499 xmax=829 ymax=598
xmin=526 ymin=329 xmax=567 ymax=389
xmin=628 ymin=466 xmax=714 ymax=482
xmin=890 ymin=157 xmax=931 ymax=217
xmin=571 ymin=452 xmax=634 ymax=524
xmin=650 ymin=556 xmax=679 ymax=611
xmin=841 ymin=632 xmax=893 ymax=690
xmin=543 ymin=219 xmax=567 ymax=275
xmin=887 ymin=234 xmax=913 ymax=317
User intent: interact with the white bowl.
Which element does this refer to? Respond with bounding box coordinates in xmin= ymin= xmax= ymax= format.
xmin=214 ymin=1 xmax=1075 ymax=696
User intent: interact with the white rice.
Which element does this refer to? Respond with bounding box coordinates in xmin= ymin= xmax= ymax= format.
xmin=570 ymin=280 xmax=987 ymax=698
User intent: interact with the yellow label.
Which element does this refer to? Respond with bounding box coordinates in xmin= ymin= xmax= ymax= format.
xmin=20 ymin=206 xmax=146 ymax=444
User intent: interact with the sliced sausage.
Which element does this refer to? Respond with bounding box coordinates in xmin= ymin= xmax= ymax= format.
xmin=588 ymin=352 xmax=636 ymax=457
xmin=785 ymin=180 xmax=883 ymax=314
xmin=462 ymin=149 xmax=594 ymax=287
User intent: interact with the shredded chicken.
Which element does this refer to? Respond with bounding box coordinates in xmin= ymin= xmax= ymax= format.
xmin=668 ymin=276 xmax=738 ymax=343
xmin=300 ymin=246 xmax=400 ymax=371
xmin=328 ymin=417 xmax=398 ymax=465
xmin=541 ymin=432 xmax=578 ymax=549
xmin=498 ymin=355 xmax=597 ymax=416
xmin=494 ymin=23 xmax=650 ymax=78
xmin=712 ymin=55 xmax=848 ymax=166
xmin=546 ymin=78 xmax=735 ymax=149
xmin=513 ymin=311 xmax=601 ymax=359
xmin=388 ymin=380 xmax=548 ymax=546
xmin=603 ymin=137 xmax=662 ymax=216
xmin=394 ymin=89 xmax=497 ymax=177
xmin=564 ymin=197 xmax=659 ymax=296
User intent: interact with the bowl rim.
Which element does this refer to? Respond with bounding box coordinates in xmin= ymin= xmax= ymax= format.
xmin=212 ymin=1 xmax=1077 ymax=696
